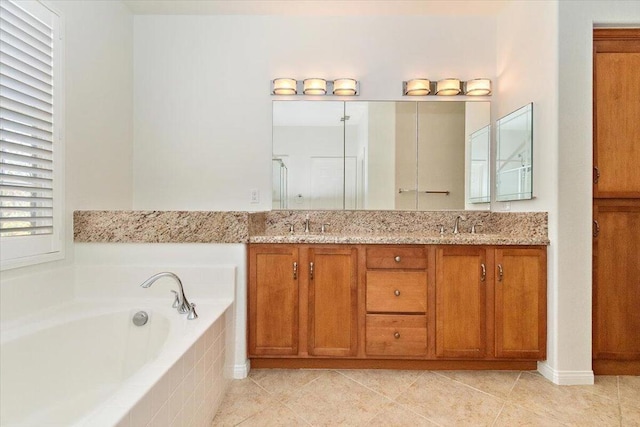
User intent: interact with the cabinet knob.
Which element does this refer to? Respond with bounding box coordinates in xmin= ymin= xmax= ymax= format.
xmin=394 ymin=289 xmax=401 ymax=296
xmin=394 ymin=256 xmax=401 ymax=262
xmin=394 ymin=332 xmax=401 ymax=339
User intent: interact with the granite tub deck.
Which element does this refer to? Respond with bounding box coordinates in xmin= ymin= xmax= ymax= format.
xmin=74 ymin=210 xmax=548 ymax=246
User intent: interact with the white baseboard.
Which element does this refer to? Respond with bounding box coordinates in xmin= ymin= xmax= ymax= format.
xmin=226 ymin=360 xmax=250 ymax=379
xmin=538 ymin=361 xmax=594 ymax=385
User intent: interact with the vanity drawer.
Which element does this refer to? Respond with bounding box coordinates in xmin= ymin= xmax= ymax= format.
xmin=366 ymin=246 xmax=427 ymax=269
xmin=366 ymin=271 xmax=427 ymax=313
xmin=366 ymin=314 xmax=427 ymax=356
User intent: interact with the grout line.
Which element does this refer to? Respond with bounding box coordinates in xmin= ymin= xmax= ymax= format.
xmin=491 ymin=401 xmax=507 ymax=427
xmin=617 ymin=376 xmax=622 ymax=427
xmin=430 ymin=370 xmax=509 ymax=401
xmin=506 ymin=370 xmax=523 ymax=398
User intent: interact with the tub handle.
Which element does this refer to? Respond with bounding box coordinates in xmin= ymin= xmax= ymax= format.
xmin=170 ymin=290 xmax=180 ymax=309
xmin=187 ymin=303 xmax=198 ymax=320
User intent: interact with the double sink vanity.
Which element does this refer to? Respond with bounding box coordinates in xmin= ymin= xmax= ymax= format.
xmin=248 ymin=210 xmax=547 ymax=370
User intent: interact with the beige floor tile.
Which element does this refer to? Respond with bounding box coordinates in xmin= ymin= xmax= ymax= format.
xmin=619 ymin=376 xmax=640 ymax=408
xmin=365 ymin=401 xmax=438 ymax=426
xmin=621 ymin=402 xmax=640 ymax=427
xmin=395 ymin=371 xmax=504 ymax=426
xmin=336 ymin=369 xmax=423 ymax=400
xmin=435 ymin=370 xmax=521 ymax=399
xmin=493 ymin=403 xmax=567 ymax=426
xmin=236 ymin=402 xmax=311 ymax=427
xmin=508 ymin=372 xmax=620 ymax=426
xmin=249 ymin=369 xmax=325 ymax=402
xmin=588 ymin=375 xmax=622 ymax=402
xmin=280 ymin=370 xmax=389 ymax=426
xmin=211 ymin=378 xmax=275 ymax=426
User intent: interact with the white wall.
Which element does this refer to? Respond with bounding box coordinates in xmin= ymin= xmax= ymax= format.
xmin=132 ymin=15 xmax=496 ymax=211
xmin=495 ymin=0 xmax=563 ymax=381
xmin=555 ymin=0 xmax=640 ymax=382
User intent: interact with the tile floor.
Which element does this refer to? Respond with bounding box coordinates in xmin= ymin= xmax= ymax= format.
xmin=211 ymin=369 xmax=640 ymax=426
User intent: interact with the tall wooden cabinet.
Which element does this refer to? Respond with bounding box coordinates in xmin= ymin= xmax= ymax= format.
xmin=593 ymin=29 xmax=640 ymax=374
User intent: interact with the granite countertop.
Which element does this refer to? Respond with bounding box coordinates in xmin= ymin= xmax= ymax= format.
xmin=74 ymin=210 xmax=549 ymax=246
xmin=249 ymin=232 xmax=549 ymax=246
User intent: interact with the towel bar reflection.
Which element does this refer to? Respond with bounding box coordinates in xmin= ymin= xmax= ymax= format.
xmin=398 ymin=188 xmax=450 ymax=195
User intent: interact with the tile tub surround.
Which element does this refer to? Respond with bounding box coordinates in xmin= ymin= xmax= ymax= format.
xmin=74 ymin=211 xmax=249 ymax=243
xmin=74 ymin=210 xmax=548 ymax=245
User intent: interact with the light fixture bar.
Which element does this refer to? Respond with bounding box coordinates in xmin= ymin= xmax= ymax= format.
xmin=402 ymin=78 xmax=492 ymax=96
xmin=271 ymin=78 xmax=359 ymax=96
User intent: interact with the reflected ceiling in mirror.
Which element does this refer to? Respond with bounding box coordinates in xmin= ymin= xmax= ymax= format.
xmin=272 ymin=101 xmax=491 ymax=211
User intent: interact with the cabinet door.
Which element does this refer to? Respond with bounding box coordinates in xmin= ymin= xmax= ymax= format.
xmin=435 ymin=246 xmax=487 ymax=358
xmin=593 ymin=203 xmax=640 ymax=360
xmin=593 ymin=32 xmax=640 ymax=198
xmin=248 ymin=245 xmax=299 ymax=356
xmin=494 ymin=248 xmax=547 ymax=359
xmin=307 ymin=247 xmax=358 ymax=357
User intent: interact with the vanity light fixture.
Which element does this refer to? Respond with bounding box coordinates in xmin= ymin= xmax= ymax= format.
xmin=435 ymin=78 xmax=462 ymax=96
xmin=402 ymin=78 xmax=492 ymax=96
xmin=272 ymin=78 xmax=297 ymax=95
xmin=271 ymin=78 xmax=359 ymax=96
xmin=332 ymin=78 xmax=358 ymax=96
xmin=403 ymin=79 xmax=431 ymax=96
xmin=303 ymin=78 xmax=327 ymax=95
xmin=464 ymin=78 xmax=492 ymax=96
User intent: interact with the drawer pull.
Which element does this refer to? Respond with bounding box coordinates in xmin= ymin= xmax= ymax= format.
xmin=310 ymin=262 xmax=314 ymax=280
xmin=480 ymin=263 xmax=486 ymax=282
xmin=394 ymin=289 xmax=401 ymax=297
xmin=394 ymin=332 xmax=401 ymax=339
xmin=293 ymin=262 xmax=298 ymax=280
xmin=394 ymin=256 xmax=401 ymax=262
xmin=497 ymin=264 xmax=503 ymax=282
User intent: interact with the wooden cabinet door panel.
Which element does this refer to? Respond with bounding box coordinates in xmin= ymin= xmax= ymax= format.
xmin=495 ymin=248 xmax=547 ymax=359
xmin=593 ymin=203 xmax=640 ymax=359
xmin=308 ymin=247 xmax=358 ymax=356
xmin=249 ymin=245 xmax=299 ymax=356
xmin=436 ymin=246 xmax=487 ymax=358
xmin=593 ymin=35 xmax=640 ymax=198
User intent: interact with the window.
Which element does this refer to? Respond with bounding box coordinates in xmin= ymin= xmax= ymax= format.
xmin=0 ymin=0 xmax=63 ymax=269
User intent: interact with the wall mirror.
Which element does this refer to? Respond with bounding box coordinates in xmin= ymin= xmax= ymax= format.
xmin=468 ymin=124 xmax=491 ymax=203
xmin=272 ymin=100 xmax=491 ymax=210
xmin=495 ymin=103 xmax=533 ymax=201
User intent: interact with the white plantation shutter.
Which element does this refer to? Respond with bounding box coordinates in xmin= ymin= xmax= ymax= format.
xmin=0 ymin=0 xmax=63 ymax=267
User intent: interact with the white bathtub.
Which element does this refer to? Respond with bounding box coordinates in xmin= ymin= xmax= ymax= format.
xmin=0 ymin=297 xmax=233 ymax=427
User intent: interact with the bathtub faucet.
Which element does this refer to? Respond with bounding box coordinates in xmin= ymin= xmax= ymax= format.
xmin=140 ymin=272 xmax=198 ymax=319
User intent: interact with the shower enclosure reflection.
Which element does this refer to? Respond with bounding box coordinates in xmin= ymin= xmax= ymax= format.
xmin=272 ymin=101 xmax=490 ymax=210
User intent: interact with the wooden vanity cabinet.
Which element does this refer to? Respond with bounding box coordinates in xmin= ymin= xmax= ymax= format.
xmin=249 ymin=243 xmax=547 ymax=366
xmin=248 ymin=244 xmax=358 ymax=358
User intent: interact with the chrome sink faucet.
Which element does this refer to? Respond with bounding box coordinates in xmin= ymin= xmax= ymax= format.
xmin=140 ymin=272 xmax=198 ymax=319
xmin=304 ymin=214 xmax=311 ymax=233
xmin=453 ymin=215 xmax=466 ymax=234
